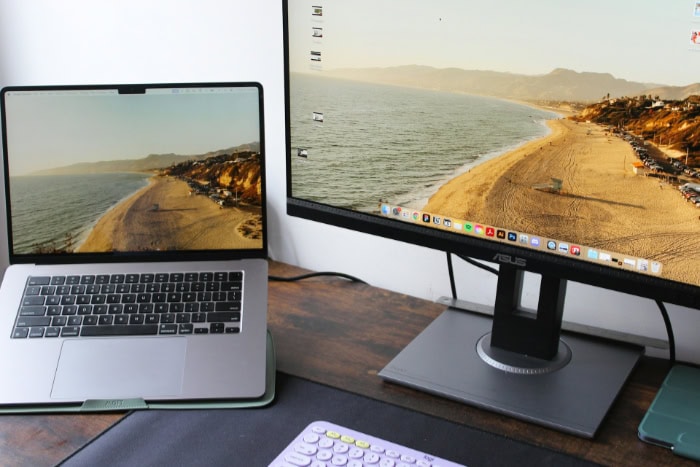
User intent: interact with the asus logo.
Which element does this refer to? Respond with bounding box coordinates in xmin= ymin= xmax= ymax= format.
xmin=492 ymin=253 xmax=526 ymax=267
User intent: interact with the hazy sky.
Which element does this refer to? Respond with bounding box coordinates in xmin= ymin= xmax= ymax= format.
xmin=3 ymin=86 xmax=260 ymax=175
xmin=289 ymin=0 xmax=700 ymax=87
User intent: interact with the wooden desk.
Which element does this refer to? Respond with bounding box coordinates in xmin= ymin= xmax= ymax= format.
xmin=0 ymin=261 xmax=693 ymax=466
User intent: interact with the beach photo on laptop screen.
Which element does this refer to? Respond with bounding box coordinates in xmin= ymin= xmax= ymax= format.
xmin=2 ymin=85 xmax=264 ymax=256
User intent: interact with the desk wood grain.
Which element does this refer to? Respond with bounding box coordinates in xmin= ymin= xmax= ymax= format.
xmin=0 ymin=260 xmax=693 ymax=466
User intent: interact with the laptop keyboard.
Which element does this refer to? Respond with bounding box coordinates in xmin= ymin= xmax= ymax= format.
xmin=11 ymin=271 xmax=243 ymax=339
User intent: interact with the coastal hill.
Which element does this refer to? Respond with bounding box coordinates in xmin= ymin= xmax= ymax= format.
xmin=573 ymin=96 xmax=700 ymax=164
xmin=163 ymin=151 xmax=263 ymax=205
xmin=30 ymin=142 xmax=260 ymax=176
xmin=323 ymin=66 xmax=696 ymax=102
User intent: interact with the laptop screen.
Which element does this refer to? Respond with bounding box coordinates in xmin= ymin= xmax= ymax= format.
xmin=1 ymin=83 xmax=266 ymax=263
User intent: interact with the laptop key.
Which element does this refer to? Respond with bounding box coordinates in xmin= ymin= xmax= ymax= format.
xmin=19 ymin=306 xmax=47 ymax=316
xmin=214 ymin=302 xmax=241 ymax=312
xmin=13 ymin=328 xmax=29 ymax=338
xmin=207 ymin=312 xmax=240 ymax=322
xmin=51 ymin=276 xmax=66 ymax=285
xmin=24 ymin=286 xmax=42 ymax=296
xmin=159 ymin=324 xmax=178 ymax=335
xmin=61 ymin=326 xmax=80 ymax=337
xmin=81 ymin=324 xmax=159 ymax=336
xmin=66 ymin=276 xmax=81 ymax=285
xmin=28 ymin=277 xmax=51 ymax=286
xmin=22 ymin=296 xmax=45 ymax=306
xmin=16 ymin=316 xmax=52 ymax=327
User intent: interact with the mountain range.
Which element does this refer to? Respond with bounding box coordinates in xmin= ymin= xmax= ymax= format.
xmin=323 ymin=66 xmax=699 ymax=102
xmin=30 ymin=142 xmax=260 ymax=176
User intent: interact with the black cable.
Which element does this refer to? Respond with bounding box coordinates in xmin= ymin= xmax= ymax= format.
xmin=446 ymin=253 xmax=499 ymax=302
xmin=655 ymin=300 xmax=676 ymax=365
xmin=455 ymin=254 xmax=499 ymax=276
xmin=269 ymin=271 xmax=368 ymax=284
xmin=446 ymin=252 xmax=457 ymax=300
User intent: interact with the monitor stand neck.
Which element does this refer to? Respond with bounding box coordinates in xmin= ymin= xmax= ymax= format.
xmin=491 ymin=266 xmax=566 ymax=360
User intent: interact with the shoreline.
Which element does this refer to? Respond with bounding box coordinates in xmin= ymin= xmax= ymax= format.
xmin=77 ymin=175 xmax=263 ymax=252
xmin=422 ymin=118 xmax=567 ymax=218
xmin=423 ymin=117 xmax=700 ymax=287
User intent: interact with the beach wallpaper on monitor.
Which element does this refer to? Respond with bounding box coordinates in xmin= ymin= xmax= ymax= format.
xmin=4 ymin=88 xmax=263 ymax=255
xmin=288 ymin=0 xmax=700 ymax=287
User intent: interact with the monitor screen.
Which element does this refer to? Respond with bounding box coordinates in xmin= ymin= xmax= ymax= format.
xmin=284 ymin=0 xmax=700 ymax=436
xmin=285 ymin=0 xmax=700 ymax=309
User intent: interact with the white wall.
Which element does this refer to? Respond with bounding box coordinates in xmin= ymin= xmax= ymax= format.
xmin=0 ymin=0 xmax=697 ymax=364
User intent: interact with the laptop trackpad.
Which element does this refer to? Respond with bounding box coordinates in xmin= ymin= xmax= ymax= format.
xmin=51 ymin=338 xmax=186 ymax=400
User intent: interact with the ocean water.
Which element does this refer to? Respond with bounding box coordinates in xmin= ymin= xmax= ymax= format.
xmin=9 ymin=172 xmax=151 ymax=254
xmin=290 ymin=73 xmax=558 ymax=213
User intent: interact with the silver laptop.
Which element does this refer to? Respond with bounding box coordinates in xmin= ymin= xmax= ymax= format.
xmin=0 ymin=82 xmax=269 ymax=407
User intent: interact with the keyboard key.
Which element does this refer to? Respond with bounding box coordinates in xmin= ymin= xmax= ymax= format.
xmin=68 ymin=316 xmax=82 ymax=326
xmin=84 ymin=315 xmax=99 ymax=325
xmin=96 ymin=275 xmax=110 ymax=284
xmin=22 ymin=296 xmax=45 ymax=306
xmin=214 ymin=302 xmax=241 ymax=312
xmin=12 ymin=328 xmax=29 ymax=338
xmin=159 ymin=324 xmax=178 ymax=335
xmin=110 ymin=274 xmax=125 ymax=284
xmin=16 ymin=316 xmax=52 ymax=327
xmin=61 ymin=326 xmax=80 ymax=337
xmin=81 ymin=324 xmax=158 ymax=336
xmin=20 ymin=306 xmax=47 ymax=316
xmin=129 ymin=314 xmax=145 ymax=325
xmin=28 ymin=276 xmax=51 ymax=286
xmin=145 ymin=314 xmax=160 ymax=324
xmin=52 ymin=316 xmax=67 ymax=326
xmin=207 ymin=311 xmax=240 ymax=322
xmin=125 ymin=274 xmax=140 ymax=284
xmin=51 ymin=276 xmax=66 ymax=285
xmin=80 ymin=275 xmax=96 ymax=285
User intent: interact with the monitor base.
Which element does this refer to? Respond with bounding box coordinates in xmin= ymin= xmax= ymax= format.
xmin=378 ymin=307 xmax=643 ymax=438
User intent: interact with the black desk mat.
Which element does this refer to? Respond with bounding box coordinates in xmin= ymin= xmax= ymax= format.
xmin=60 ymin=373 xmax=599 ymax=467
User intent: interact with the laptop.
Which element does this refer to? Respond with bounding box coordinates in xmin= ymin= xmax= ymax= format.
xmin=0 ymin=82 xmax=269 ymax=408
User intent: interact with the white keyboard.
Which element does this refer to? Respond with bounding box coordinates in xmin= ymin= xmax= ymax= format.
xmin=268 ymin=420 xmax=465 ymax=467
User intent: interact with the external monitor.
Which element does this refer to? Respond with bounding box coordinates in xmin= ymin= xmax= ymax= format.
xmin=283 ymin=0 xmax=700 ymax=437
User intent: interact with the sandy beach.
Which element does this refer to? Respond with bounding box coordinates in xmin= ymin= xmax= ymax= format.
xmin=423 ymin=118 xmax=700 ymax=287
xmin=77 ymin=175 xmax=263 ymax=252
